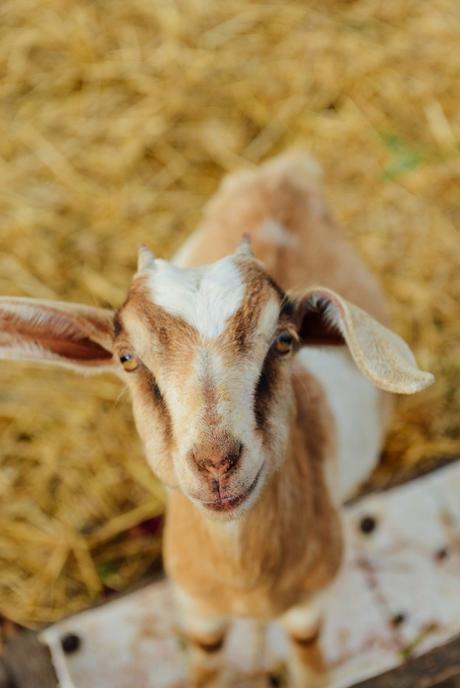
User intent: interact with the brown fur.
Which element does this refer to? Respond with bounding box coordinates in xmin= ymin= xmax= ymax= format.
xmin=164 ymin=368 xmax=342 ymax=620
xmin=112 ymin=155 xmax=388 ymax=637
xmin=218 ymin=260 xmax=281 ymax=357
xmin=162 ymin=153 xmax=395 ymax=683
xmin=116 ymin=260 xmax=298 ymax=504
xmin=0 ymin=299 xmax=115 ymax=365
xmin=163 ymin=155 xmax=387 ymax=623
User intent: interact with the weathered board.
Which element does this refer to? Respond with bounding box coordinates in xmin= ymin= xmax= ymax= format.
xmin=2 ymin=632 xmax=460 ymax=687
xmin=0 ymin=634 xmax=57 ymax=688
xmin=352 ymin=634 xmax=460 ymax=688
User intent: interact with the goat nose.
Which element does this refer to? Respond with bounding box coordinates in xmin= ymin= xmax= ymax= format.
xmin=191 ymin=441 xmax=243 ymax=479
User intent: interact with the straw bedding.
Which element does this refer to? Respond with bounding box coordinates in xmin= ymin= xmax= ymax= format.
xmin=0 ymin=0 xmax=458 ymax=631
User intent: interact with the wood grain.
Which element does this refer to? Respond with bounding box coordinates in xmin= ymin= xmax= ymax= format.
xmin=351 ymin=634 xmax=460 ymax=688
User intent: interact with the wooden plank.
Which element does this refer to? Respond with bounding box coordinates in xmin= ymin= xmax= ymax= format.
xmin=0 ymin=633 xmax=57 ymax=688
xmin=351 ymin=634 xmax=460 ymax=688
xmin=2 ymin=629 xmax=460 ymax=687
xmin=0 ymin=664 xmax=10 ymax=688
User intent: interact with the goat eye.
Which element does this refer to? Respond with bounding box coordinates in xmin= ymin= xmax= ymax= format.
xmin=120 ymin=351 xmax=138 ymax=372
xmin=274 ymin=331 xmax=295 ymax=355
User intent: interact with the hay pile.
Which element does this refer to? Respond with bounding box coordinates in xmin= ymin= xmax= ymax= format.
xmin=0 ymin=0 xmax=459 ymax=630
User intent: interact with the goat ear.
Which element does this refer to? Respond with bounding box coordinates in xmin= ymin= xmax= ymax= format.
xmin=289 ymin=287 xmax=434 ymax=394
xmin=0 ymin=297 xmax=117 ymax=375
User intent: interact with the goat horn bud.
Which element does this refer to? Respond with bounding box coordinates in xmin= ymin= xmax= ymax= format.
xmin=137 ymin=244 xmax=156 ymax=272
xmin=235 ymin=233 xmax=253 ymax=258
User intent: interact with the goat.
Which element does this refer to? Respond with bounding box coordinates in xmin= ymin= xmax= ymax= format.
xmin=0 ymin=152 xmax=433 ymax=687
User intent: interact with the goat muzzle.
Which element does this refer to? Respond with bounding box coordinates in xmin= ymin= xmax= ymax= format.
xmin=190 ymin=439 xmax=243 ymax=481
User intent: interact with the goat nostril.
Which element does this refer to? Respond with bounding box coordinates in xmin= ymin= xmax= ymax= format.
xmin=191 ymin=441 xmax=243 ymax=477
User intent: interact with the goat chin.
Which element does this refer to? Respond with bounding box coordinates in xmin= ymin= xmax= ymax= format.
xmin=183 ymin=468 xmax=265 ymax=521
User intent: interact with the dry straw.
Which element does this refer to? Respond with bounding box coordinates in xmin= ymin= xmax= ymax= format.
xmin=0 ymin=0 xmax=459 ymax=630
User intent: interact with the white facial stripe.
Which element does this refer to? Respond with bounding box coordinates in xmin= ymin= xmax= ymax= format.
xmin=148 ymin=257 xmax=245 ymax=339
xmin=154 ymin=296 xmax=281 ymax=438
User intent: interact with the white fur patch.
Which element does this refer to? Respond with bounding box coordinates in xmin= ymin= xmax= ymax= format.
xmin=296 ymin=347 xmax=383 ymax=503
xmin=148 ymin=257 xmax=245 ymax=339
xmin=256 ymin=220 xmax=299 ymax=247
xmin=173 ymin=584 xmax=227 ymax=636
xmin=281 ymin=590 xmax=328 ymax=636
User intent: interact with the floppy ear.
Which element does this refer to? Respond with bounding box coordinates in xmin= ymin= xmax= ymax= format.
xmin=0 ymin=297 xmax=117 ymax=374
xmin=289 ymin=287 xmax=434 ymax=394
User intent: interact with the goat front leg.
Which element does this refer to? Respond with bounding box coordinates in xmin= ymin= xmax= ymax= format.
xmin=281 ymin=597 xmax=328 ymax=688
xmin=174 ymin=586 xmax=228 ymax=687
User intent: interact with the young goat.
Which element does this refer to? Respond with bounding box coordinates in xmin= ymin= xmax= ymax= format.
xmin=0 ymin=153 xmax=433 ymax=686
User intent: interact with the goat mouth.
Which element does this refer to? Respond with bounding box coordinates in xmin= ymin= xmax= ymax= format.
xmin=202 ymin=467 xmax=262 ymax=513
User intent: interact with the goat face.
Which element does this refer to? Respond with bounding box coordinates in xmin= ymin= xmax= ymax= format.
xmin=115 ymin=252 xmax=296 ymax=519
